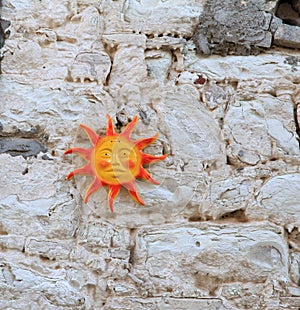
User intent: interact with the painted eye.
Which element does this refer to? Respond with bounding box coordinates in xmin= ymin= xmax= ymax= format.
xmin=99 ymin=149 xmax=112 ymax=158
xmin=119 ymin=148 xmax=130 ymax=159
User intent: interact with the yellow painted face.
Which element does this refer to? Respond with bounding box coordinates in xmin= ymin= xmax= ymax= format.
xmin=93 ymin=136 xmax=141 ymax=185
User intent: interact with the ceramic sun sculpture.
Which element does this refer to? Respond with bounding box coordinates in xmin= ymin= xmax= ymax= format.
xmin=65 ymin=115 xmax=167 ymax=212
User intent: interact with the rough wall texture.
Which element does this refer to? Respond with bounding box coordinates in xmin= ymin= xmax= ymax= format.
xmin=0 ymin=0 xmax=300 ymax=309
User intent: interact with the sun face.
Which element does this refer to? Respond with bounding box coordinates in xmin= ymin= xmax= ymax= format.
xmin=65 ymin=115 xmax=167 ymax=212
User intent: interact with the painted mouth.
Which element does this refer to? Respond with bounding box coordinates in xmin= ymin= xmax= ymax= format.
xmin=106 ymin=169 xmax=127 ymax=174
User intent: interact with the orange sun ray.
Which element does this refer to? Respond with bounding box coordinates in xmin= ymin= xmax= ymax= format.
xmin=66 ymin=164 xmax=94 ymax=180
xmin=65 ymin=115 xmax=167 ymax=211
xmin=120 ymin=115 xmax=138 ymax=138
xmin=135 ymin=133 xmax=159 ymax=149
xmin=142 ymin=153 xmax=168 ymax=165
xmin=84 ymin=177 xmax=103 ymax=203
xmin=138 ymin=167 xmax=160 ymax=185
xmin=106 ymin=114 xmax=116 ymax=136
xmin=108 ymin=185 xmax=121 ymax=212
xmin=123 ymin=181 xmax=144 ymax=205
xmin=79 ymin=123 xmax=100 ymax=144
xmin=64 ymin=147 xmax=91 ymax=160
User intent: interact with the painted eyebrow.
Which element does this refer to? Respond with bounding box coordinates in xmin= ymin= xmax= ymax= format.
xmin=100 ymin=148 xmax=112 ymax=153
xmin=119 ymin=148 xmax=131 ymax=152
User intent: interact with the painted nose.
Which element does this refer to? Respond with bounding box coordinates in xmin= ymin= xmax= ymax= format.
xmin=111 ymin=153 xmax=122 ymax=166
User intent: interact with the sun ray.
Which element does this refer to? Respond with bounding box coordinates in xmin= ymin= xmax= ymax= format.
xmin=66 ymin=164 xmax=94 ymax=180
xmin=64 ymin=147 xmax=91 ymax=160
xmin=79 ymin=124 xmax=100 ymax=145
xmin=65 ymin=115 xmax=167 ymax=211
xmin=121 ymin=116 xmax=138 ymax=138
xmin=84 ymin=177 xmax=103 ymax=203
xmin=108 ymin=185 xmax=121 ymax=212
xmin=135 ymin=133 xmax=159 ymax=149
xmin=138 ymin=167 xmax=160 ymax=185
xmin=106 ymin=114 xmax=116 ymax=136
xmin=123 ymin=181 xmax=144 ymax=205
xmin=142 ymin=153 xmax=168 ymax=165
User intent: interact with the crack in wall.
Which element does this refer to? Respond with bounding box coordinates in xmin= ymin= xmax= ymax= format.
xmin=294 ymin=102 xmax=300 ymax=145
xmin=292 ymin=88 xmax=300 ymax=147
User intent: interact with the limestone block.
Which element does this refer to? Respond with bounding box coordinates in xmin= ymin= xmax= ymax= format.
xmin=0 ymin=235 xmax=25 ymax=252
xmin=0 ymin=155 xmax=57 ymax=201
xmin=274 ymin=24 xmax=300 ymax=49
xmin=106 ymin=279 xmax=138 ymax=296
xmin=0 ymin=153 xmax=80 ymax=239
xmin=2 ymin=40 xmax=43 ymax=75
xmin=36 ymin=28 xmax=57 ymax=47
xmin=266 ymin=118 xmax=299 ymax=155
xmin=77 ymin=221 xmax=130 ymax=249
xmin=133 ymin=222 xmax=288 ymax=296
xmin=194 ymin=0 xmax=271 ymax=55
xmin=0 ymin=78 xmax=116 ymax=151
xmin=75 ymin=6 xmax=104 ymax=43
xmin=265 ymin=0 xmax=278 ymax=13
xmin=202 ymin=82 xmax=230 ymax=111
xmin=203 ymin=176 xmax=255 ymax=220
xmin=145 ymin=50 xmax=172 ymax=84
xmin=0 ymin=263 xmax=85 ymax=308
xmin=69 ymin=245 xmax=109 ymax=274
xmin=162 ymin=84 xmax=225 ymax=166
xmin=184 ymin=50 xmax=300 ymax=81
xmin=103 ymin=297 xmax=223 ymax=310
xmin=25 ymin=239 xmax=72 ymax=260
xmin=68 ymin=51 xmax=111 ymax=84
xmin=289 ymin=253 xmax=300 ymax=284
xmin=246 ymin=173 xmax=300 ymax=229
xmin=1 ymin=0 xmax=69 ymax=30
xmin=108 ymin=42 xmax=148 ymax=97
xmin=221 ymin=282 xmax=271 ymax=309
xmin=0 ymin=193 xmax=79 ymax=239
xmin=121 ymin=0 xmax=204 ymax=36
xmin=223 ymin=96 xmax=299 ymax=165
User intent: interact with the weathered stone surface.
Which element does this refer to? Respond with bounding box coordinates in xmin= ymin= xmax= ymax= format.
xmin=133 ymin=222 xmax=288 ymax=296
xmin=104 ymin=297 xmax=223 ymax=310
xmin=68 ymin=51 xmax=111 ymax=84
xmin=246 ymin=173 xmax=300 ymax=229
xmin=274 ymin=23 xmax=300 ymax=49
xmin=1 ymin=0 xmax=300 ymax=308
xmin=223 ymin=95 xmax=299 ymax=165
xmin=185 ymin=48 xmax=300 ymax=81
xmin=120 ymin=0 xmax=204 ymax=36
xmin=194 ymin=0 xmax=272 ymax=55
xmin=0 ymin=137 xmax=47 ymax=158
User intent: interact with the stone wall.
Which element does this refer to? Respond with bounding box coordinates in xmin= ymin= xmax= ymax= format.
xmin=0 ymin=0 xmax=300 ymax=309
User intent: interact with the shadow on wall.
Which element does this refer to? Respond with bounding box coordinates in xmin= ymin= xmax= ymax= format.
xmin=194 ymin=0 xmax=300 ymax=55
xmin=274 ymin=0 xmax=300 ymax=48
xmin=276 ymin=0 xmax=300 ymax=26
xmin=0 ymin=0 xmax=11 ymax=70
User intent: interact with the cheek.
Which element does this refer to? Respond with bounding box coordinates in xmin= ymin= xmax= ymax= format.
xmin=99 ymin=160 xmax=110 ymax=168
xmin=128 ymin=160 xmax=137 ymax=169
